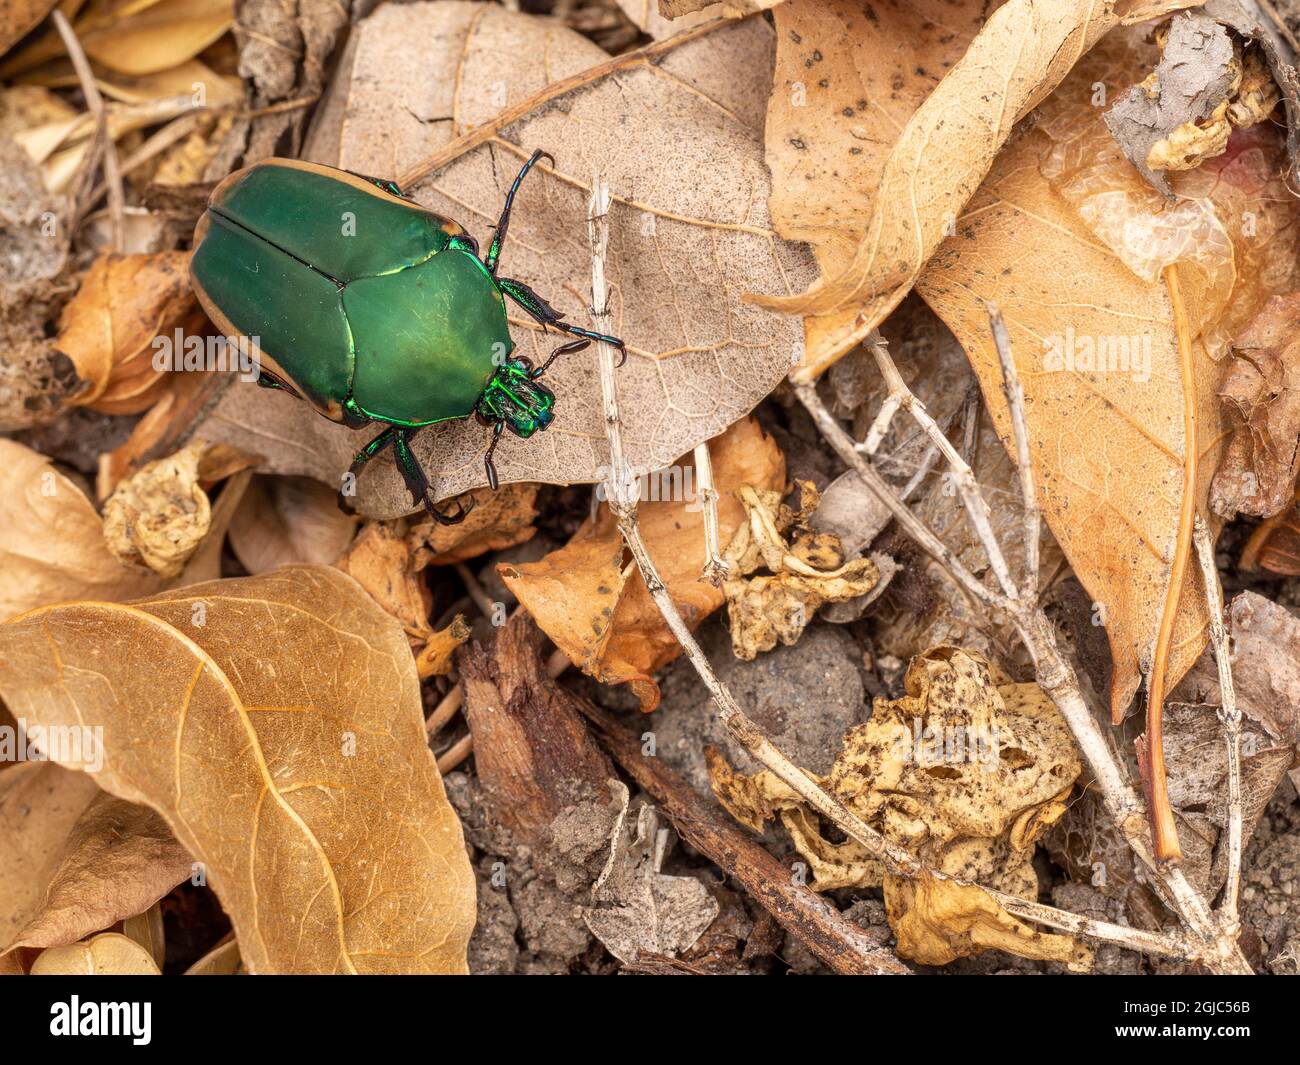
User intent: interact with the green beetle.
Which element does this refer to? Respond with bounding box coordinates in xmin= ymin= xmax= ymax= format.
xmin=189 ymin=150 xmax=624 ymax=523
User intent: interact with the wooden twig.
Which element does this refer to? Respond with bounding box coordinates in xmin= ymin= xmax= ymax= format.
xmin=1193 ymin=516 xmax=1244 ymax=928
xmin=988 ymin=304 xmax=1040 ymax=598
xmin=579 ymin=701 xmax=911 ymax=974
xmin=51 ymin=10 xmax=124 ymax=252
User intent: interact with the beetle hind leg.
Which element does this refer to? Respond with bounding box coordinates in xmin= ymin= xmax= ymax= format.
xmin=484 ymin=149 xmax=553 ymax=276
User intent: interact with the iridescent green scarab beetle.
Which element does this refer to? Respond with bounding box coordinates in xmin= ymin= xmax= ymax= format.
xmin=189 ymin=150 xmax=625 ymax=523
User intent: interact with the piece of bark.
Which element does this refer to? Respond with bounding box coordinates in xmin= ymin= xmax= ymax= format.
xmin=578 ymin=702 xmax=911 ymax=976
xmin=458 ymin=613 xmax=615 ymax=842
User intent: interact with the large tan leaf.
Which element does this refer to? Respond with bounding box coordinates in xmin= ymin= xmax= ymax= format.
xmin=915 ymin=34 xmax=1300 ymax=854
xmin=0 ymin=566 xmax=476 ymax=973
xmin=199 ymin=3 xmax=813 ymax=518
xmin=751 ymin=0 xmax=1199 ymax=379
xmin=0 ymin=1 xmax=56 ymax=58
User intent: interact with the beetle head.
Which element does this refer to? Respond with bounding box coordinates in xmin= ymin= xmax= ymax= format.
xmin=476 ymin=357 xmax=555 ymax=438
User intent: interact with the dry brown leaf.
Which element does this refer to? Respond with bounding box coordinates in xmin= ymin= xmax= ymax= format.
xmin=0 ymin=762 xmax=100 ymax=955
xmin=31 ymin=932 xmax=160 ymax=975
xmin=229 ymin=475 xmax=360 ymax=575
xmin=408 ymin=483 xmax=538 ymax=567
xmin=1210 ymin=294 xmax=1300 ymax=520
xmin=1239 ymin=491 xmax=1300 ymax=574
xmin=54 ymin=251 xmax=197 ymax=412
xmin=1 ymin=0 xmax=233 ymax=79
xmin=184 ymin=935 xmax=240 ymax=975
xmin=0 ymin=439 xmax=166 ymax=622
xmin=502 ymin=416 xmax=784 ymax=710
xmin=5 ymin=793 xmax=191 ymax=955
xmin=200 ymin=4 xmax=812 ymax=517
xmin=0 ymin=1 xmax=56 ymax=57
xmin=122 ymin=904 xmax=167 ymax=969
xmin=708 ymin=647 xmax=1085 ymax=967
xmin=752 ymin=0 xmax=1198 ymax=378
xmin=721 ymin=481 xmax=880 ymax=658
xmin=916 ymin=34 xmax=1300 ymax=749
xmin=0 ymin=566 xmax=476 ymax=974
xmin=333 ymin=520 xmax=433 ymax=633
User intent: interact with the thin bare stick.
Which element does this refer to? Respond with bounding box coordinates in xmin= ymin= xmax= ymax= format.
xmin=987 ymin=304 xmax=1040 ymax=599
xmin=867 ymin=334 xmax=1018 ymax=601
xmin=425 ymin=685 xmax=463 ymax=736
xmin=693 ymin=441 xmax=728 ymax=584
xmin=793 ymin=330 xmax=1252 ymax=974
xmin=583 ymin=176 xmax=1185 ymax=963
xmin=1193 ymin=516 xmax=1244 ymax=927
xmin=435 ymin=733 xmax=473 ymax=774
xmin=52 ymin=10 xmax=124 ymax=252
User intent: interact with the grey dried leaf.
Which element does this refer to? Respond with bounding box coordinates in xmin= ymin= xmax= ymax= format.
xmin=1105 ymin=13 xmax=1240 ymax=196
xmin=199 ymin=4 xmax=813 ymax=518
xmin=582 ymin=790 xmax=719 ymax=963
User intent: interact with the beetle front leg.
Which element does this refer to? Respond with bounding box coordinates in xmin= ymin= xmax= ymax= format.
xmin=483 ymin=421 xmax=505 ymax=490
xmin=496 ymin=275 xmax=628 ymax=367
xmin=530 ymin=339 xmax=590 ymax=380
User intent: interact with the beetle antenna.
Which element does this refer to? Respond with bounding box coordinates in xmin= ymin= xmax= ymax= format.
xmin=484 ymin=149 xmax=553 ymax=276
xmin=484 ymin=421 xmax=505 ymax=490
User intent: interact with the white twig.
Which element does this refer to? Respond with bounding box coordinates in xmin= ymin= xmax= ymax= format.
xmin=52 ymin=10 xmax=124 ymax=252
xmin=791 ymin=313 xmax=1253 ymax=974
xmin=867 ymin=334 xmax=1018 ymax=600
xmin=1193 ymin=516 xmax=1244 ymax=928
xmin=694 ymin=441 xmax=728 ymax=585
xmin=582 ymin=175 xmax=1184 ymax=964
xmin=988 ymin=304 xmax=1040 ymax=599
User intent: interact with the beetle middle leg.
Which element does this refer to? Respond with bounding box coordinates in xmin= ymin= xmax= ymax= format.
xmin=393 ymin=428 xmax=470 ymax=525
xmin=496 ymin=276 xmax=627 ymax=367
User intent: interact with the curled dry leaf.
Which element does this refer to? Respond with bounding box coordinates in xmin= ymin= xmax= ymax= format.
xmin=753 ymin=0 xmax=1196 ymax=377
xmin=1210 ymin=294 xmax=1300 ymax=520
xmin=5 ymin=793 xmax=192 ymax=956
xmin=0 ymin=566 xmax=477 ymax=974
xmin=721 ymin=481 xmax=881 ymax=659
xmin=582 ymin=796 xmax=720 ymax=963
xmin=708 ymin=647 xmax=1086 ymax=968
xmin=229 ymin=475 xmax=360 ymax=575
xmin=1238 ymin=489 xmax=1300 ymax=574
xmin=201 ymin=3 xmax=813 ymax=517
xmin=1 ymin=0 xmax=234 ymax=79
xmin=54 ymin=251 xmax=199 ymax=414
xmin=916 ymin=31 xmax=1300 ymax=731
xmin=1105 ymin=13 xmax=1278 ymax=196
xmin=122 ymin=904 xmax=167 ymax=969
xmin=408 ymin=483 xmax=539 ymax=567
xmin=501 ymin=416 xmax=784 ymax=711
xmin=0 ymin=439 xmax=164 ymax=622
xmin=30 ymin=932 xmax=160 ymax=975
xmin=0 ymin=1 xmax=56 ymax=57
xmin=102 ymin=439 xmax=256 ymax=578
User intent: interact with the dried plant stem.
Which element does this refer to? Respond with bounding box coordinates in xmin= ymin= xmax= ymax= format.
xmin=693 ymin=442 xmax=728 ymax=584
xmin=582 ymin=177 xmax=1179 ymax=963
xmin=1193 ymin=516 xmax=1244 ymax=927
xmin=792 ymin=308 xmax=1251 ymax=974
xmin=52 ymin=10 xmax=124 ymax=252
xmin=988 ymin=310 xmax=1041 ymax=598
xmin=435 ymin=733 xmax=473 ymax=774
